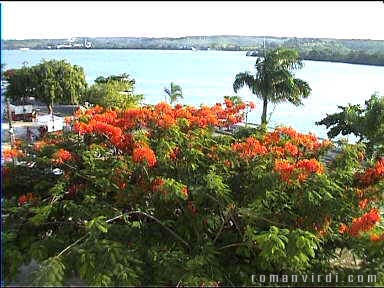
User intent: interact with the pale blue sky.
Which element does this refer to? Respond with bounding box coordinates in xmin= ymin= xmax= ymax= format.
xmin=1 ymin=1 xmax=384 ymax=40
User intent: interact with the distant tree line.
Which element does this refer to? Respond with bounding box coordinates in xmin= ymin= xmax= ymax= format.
xmin=2 ymin=36 xmax=384 ymax=66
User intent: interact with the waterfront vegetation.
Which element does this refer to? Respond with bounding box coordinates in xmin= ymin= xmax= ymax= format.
xmin=233 ymin=48 xmax=311 ymax=126
xmin=164 ymin=82 xmax=183 ymax=104
xmin=3 ymin=61 xmax=143 ymax=113
xmin=3 ymin=60 xmax=87 ymax=114
xmin=3 ymin=35 xmax=384 ymax=66
xmin=83 ymin=73 xmax=143 ymax=110
xmin=317 ymin=93 xmax=384 ymax=161
xmin=2 ymin=51 xmax=384 ymax=286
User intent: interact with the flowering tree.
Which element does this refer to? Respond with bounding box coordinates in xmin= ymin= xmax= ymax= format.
xmin=2 ymin=98 xmax=384 ymax=286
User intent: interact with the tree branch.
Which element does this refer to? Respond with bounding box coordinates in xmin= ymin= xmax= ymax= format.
xmin=218 ymin=242 xmax=246 ymax=250
xmin=56 ymin=233 xmax=89 ymax=258
xmin=52 ymin=209 xmax=190 ymax=259
xmin=106 ymin=211 xmax=190 ymax=248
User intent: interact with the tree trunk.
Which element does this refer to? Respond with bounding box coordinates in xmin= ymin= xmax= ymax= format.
xmin=48 ymin=104 xmax=53 ymax=115
xmin=261 ymin=96 xmax=268 ymax=127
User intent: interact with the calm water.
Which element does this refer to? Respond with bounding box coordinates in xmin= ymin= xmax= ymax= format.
xmin=2 ymin=49 xmax=384 ymax=139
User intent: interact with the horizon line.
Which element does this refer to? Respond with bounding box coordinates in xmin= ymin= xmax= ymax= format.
xmin=3 ymin=34 xmax=384 ymax=42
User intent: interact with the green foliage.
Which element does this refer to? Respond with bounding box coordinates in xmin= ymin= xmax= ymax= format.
xmin=317 ymin=93 xmax=384 ymax=160
xmin=3 ymin=66 xmax=35 ymax=104
xmin=205 ymin=167 xmax=232 ymax=203
xmin=4 ymin=59 xmax=87 ymax=112
xmin=85 ymin=77 xmax=143 ymax=109
xmin=76 ymin=239 xmax=142 ymax=286
xmin=94 ymin=73 xmax=135 ymax=85
xmin=30 ymin=257 xmax=66 ymax=286
xmin=246 ymin=226 xmax=318 ymax=272
xmin=164 ymin=82 xmax=183 ymax=104
xmin=86 ymin=216 xmax=108 ymax=234
xmin=233 ymin=48 xmax=311 ymax=125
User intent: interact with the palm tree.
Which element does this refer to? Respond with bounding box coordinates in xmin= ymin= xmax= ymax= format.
xmin=164 ymin=82 xmax=183 ymax=104
xmin=233 ymin=48 xmax=311 ymax=127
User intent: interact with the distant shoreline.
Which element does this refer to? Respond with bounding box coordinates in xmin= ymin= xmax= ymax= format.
xmin=3 ymin=35 xmax=384 ymax=66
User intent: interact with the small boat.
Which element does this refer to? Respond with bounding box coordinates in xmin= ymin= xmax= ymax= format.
xmin=191 ymin=47 xmax=198 ymax=51
xmin=19 ymin=48 xmax=30 ymax=51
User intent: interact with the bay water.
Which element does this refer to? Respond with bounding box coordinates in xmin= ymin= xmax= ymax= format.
xmin=2 ymin=49 xmax=384 ymax=139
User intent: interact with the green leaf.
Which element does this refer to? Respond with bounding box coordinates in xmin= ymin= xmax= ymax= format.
xmin=31 ymin=257 xmax=65 ymax=286
xmin=86 ymin=216 xmax=108 ymax=234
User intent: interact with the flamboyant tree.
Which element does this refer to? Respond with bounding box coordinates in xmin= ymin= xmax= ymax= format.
xmin=2 ymin=98 xmax=384 ymax=286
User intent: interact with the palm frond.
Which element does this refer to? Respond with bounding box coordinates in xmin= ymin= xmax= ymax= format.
xmin=164 ymin=88 xmax=171 ymax=96
xmin=233 ymin=72 xmax=256 ymax=93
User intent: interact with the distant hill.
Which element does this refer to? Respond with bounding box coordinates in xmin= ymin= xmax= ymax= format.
xmin=2 ymin=35 xmax=384 ymax=66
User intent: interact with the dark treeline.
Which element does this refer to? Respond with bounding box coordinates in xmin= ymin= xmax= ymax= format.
xmin=3 ymin=35 xmax=384 ymax=66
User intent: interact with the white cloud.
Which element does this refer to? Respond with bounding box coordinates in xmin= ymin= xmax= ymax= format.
xmin=2 ymin=1 xmax=384 ymax=40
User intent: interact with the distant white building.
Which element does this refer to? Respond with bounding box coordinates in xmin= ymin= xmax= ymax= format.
xmin=35 ymin=114 xmax=65 ymax=132
xmin=84 ymin=40 xmax=92 ymax=48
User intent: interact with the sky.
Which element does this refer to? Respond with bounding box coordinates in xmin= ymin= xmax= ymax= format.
xmin=1 ymin=1 xmax=384 ymax=40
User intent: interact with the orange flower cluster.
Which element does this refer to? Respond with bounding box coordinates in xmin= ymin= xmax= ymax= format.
xmin=232 ymin=127 xmax=328 ymax=183
xmin=370 ymin=233 xmax=384 ymax=242
xmin=274 ymin=158 xmax=324 ymax=183
xmin=2 ymin=148 xmax=24 ymax=162
xmin=74 ymin=105 xmax=104 ymax=118
xmin=274 ymin=127 xmax=329 ymax=151
xmin=231 ymin=137 xmax=268 ymax=159
xmin=52 ymin=149 xmax=72 ymax=164
xmin=71 ymin=99 xmax=253 ymax=172
xmin=18 ymin=193 xmax=35 ymax=205
xmin=356 ymin=159 xmax=384 ymax=186
xmin=34 ymin=140 xmax=48 ymax=151
xmin=339 ymin=208 xmax=381 ymax=237
xmin=358 ymin=198 xmax=370 ymax=210
xmin=74 ymin=99 xmax=253 ymax=136
xmin=74 ymin=119 xmax=123 ymax=147
xmin=284 ymin=142 xmax=299 ymax=157
xmin=296 ymin=159 xmax=325 ymax=174
xmin=338 ymin=223 xmax=349 ymax=234
xmin=132 ymin=146 xmax=157 ymax=167
xmin=349 ymin=208 xmax=381 ymax=236
xmin=274 ymin=160 xmax=296 ymax=182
